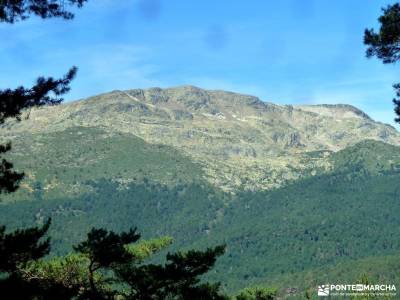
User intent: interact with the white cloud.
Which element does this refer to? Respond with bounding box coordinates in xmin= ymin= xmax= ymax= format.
xmin=43 ymin=43 xmax=167 ymax=100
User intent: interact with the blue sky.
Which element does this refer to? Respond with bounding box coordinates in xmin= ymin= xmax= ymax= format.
xmin=1 ymin=0 xmax=399 ymax=126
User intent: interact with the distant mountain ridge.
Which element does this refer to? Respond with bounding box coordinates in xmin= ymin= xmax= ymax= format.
xmin=2 ymin=85 xmax=400 ymax=193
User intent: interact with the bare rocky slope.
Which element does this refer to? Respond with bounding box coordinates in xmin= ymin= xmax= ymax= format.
xmin=2 ymin=85 xmax=399 ymax=192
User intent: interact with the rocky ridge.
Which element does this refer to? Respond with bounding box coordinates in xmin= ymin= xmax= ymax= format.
xmin=2 ymin=85 xmax=399 ymax=191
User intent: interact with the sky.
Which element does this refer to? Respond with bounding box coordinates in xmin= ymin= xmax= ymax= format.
xmin=1 ymin=0 xmax=399 ymax=126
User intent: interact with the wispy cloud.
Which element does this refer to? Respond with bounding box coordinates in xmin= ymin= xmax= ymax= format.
xmin=0 ymin=41 xmax=166 ymax=100
xmin=58 ymin=44 xmax=165 ymax=100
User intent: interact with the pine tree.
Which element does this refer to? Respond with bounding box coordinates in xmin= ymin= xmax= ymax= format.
xmin=0 ymin=219 xmax=58 ymax=299
xmin=0 ymin=1 xmax=87 ymax=298
xmin=74 ymin=227 xmax=141 ymax=298
xmin=364 ymin=3 xmax=400 ymax=123
xmin=70 ymin=227 xmax=227 ymax=299
xmin=114 ymin=244 xmax=228 ymax=299
xmin=0 ymin=0 xmax=85 ymax=193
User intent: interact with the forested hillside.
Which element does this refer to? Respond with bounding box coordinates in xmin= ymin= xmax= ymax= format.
xmin=2 ymin=138 xmax=400 ymax=295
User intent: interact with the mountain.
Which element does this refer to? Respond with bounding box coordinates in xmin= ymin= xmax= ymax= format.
xmin=1 ymin=86 xmax=400 ymax=296
xmin=2 ymin=86 xmax=399 ymax=195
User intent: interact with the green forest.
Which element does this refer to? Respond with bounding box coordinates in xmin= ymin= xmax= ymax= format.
xmin=2 ymin=139 xmax=400 ymax=297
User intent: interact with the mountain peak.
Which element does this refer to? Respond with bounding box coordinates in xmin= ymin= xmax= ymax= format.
xmin=3 ymin=85 xmax=400 ymax=191
xmin=115 ymin=86 xmax=271 ymax=114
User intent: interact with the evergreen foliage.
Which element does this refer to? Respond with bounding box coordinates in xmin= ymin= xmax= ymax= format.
xmin=0 ymin=0 xmax=87 ymax=23
xmin=364 ymin=3 xmax=400 ymax=122
xmin=0 ymin=218 xmax=51 ymax=272
xmin=9 ymin=224 xmax=228 ymax=299
xmin=0 ymin=219 xmax=59 ymax=299
xmin=0 ymin=0 xmax=83 ymax=195
xmin=0 ymin=142 xmax=24 ymax=193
